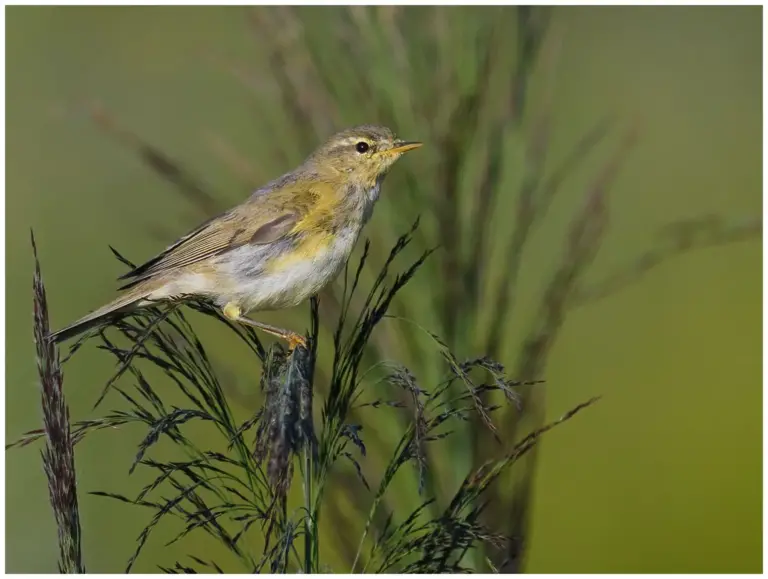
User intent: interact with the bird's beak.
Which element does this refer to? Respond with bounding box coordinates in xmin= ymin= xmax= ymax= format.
xmin=388 ymin=140 xmax=423 ymax=154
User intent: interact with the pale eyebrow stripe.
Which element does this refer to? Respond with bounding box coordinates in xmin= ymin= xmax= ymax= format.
xmin=328 ymin=135 xmax=376 ymax=154
xmin=339 ymin=136 xmax=370 ymax=146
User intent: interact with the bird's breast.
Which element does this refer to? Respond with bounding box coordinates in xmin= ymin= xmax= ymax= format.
xmin=223 ymin=225 xmax=362 ymax=312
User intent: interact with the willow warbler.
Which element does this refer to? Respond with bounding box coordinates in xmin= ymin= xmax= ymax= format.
xmin=50 ymin=125 xmax=421 ymax=349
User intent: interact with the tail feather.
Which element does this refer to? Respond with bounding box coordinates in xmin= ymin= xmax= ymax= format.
xmin=48 ymin=293 xmax=146 ymax=344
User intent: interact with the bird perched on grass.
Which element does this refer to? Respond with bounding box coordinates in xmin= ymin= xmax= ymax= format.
xmin=49 ymin=125 xmax=421 ymax=350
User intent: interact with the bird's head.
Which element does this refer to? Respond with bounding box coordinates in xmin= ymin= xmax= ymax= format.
xmin=306 ymin=124 xmax=421 ymax=190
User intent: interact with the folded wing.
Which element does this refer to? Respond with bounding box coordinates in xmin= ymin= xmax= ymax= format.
xmin=118 ymin=205 xmax=299 ymax=289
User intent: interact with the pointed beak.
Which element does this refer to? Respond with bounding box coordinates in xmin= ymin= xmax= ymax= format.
xmin=388 ymin=140 xmax=423 ymax=155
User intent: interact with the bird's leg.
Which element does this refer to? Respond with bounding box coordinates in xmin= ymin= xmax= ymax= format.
xmin=243 ymin=320 xmax=308 ymax=351
xmin=222 ymin=303 xmax=307 ymax=351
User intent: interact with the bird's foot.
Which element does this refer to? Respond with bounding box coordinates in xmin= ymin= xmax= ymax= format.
xmin=223 ymin=303 xmax=307 ymax=352
xmin=285 ymin=332 xmax=307 ymax=352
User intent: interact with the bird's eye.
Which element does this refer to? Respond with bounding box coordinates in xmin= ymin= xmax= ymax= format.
xmin=355 ymin=141 xmax=370 ymax=153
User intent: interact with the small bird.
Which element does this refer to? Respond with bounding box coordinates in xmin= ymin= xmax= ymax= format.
xmin=50 ymin=125 xmax=421 ymax=349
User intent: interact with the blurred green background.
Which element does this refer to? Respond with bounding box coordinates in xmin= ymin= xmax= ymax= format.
xmin=5 ymin=5 xmax=761 ymax=573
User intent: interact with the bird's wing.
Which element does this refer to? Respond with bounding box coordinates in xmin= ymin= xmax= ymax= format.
xmin=117 ymin=186 xmax=314 ymax=286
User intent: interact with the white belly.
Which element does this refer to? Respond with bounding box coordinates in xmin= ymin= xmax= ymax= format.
xmin=218 ymin=227 xmax=360 ymax=312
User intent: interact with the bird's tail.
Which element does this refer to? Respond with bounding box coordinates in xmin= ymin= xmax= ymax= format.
xmin=48 ymin=289 xmax=150 ymax=344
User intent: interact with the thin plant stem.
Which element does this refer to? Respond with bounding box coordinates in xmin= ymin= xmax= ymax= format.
xmin=302 ymin=445 xmax=313 ymax=574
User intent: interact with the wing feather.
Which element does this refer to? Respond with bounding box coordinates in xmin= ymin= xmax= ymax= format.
xmin=117 ymin=177 xmax=332 ymax=287
xmin=118 ymin=207 xmax=299 ymax=286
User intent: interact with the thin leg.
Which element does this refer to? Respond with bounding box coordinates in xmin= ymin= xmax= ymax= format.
xmin=222 ymin=303 xmax=307 ymax=350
